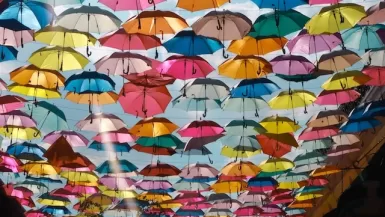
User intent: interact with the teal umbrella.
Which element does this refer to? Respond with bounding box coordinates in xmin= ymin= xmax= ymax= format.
xmin=300 ymin=139 xmax=334 ymax=150
xmin=172 ymin=95 xmax=221 ymax=113
xmin=248 ymin=10 xmax=309 ymax=38
xmin=225 ymin=119 xmax=266 ymax=136
xmin=221 ymin=97 xmax=268 ymax=116
xmin=293 ymin=151 xmax=327 ymax=166
xmin=276 ymin=172 xmax=308 ymax=182
xmin=136 ymin=134 xmax=184 ymax=148
xmin=25 ymin=101 xmax=69 ymax=134
xmin=33 ymin=0 xmax=84 ymax=6
xmin=95 ymin=159 xmax=138 ymax=174
xmin=342 ymin=24 xmax=385 ymax=50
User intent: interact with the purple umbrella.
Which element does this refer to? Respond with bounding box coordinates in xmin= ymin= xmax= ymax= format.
xmin=270 ymin=55 xmax=315 ymax=75
xmin=286 ymin=30 xmax=342 ymax=54
xmin=43 ymin=130 xmax=89 ymax=147
xmin=135 ymin=180 xmax=173 ymax=190
xmin=0 ymin=110 xmax=36 ymax=127
xmin=99 ymin=175 xmax=136 ymax=190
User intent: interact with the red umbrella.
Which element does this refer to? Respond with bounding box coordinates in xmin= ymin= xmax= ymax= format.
xmin=256 ymin=133 xmax=298 ymax=158
xmin=119 ymin=83 xmax=172 ymax=118
xmin=50 ymin=188 xmax=80 ymax=199
xmin=362 ymin=66 xmax=385 ymax=86
xmin=132 ymin=144 xmax=176 ymax=156
xmin=99 ymin=29 xmax=161 ymax=50
xmin=178 ymin=120 xmax=225 ymax=138
xmin=298 ymin=126 xmax=339 ymax=141
xmin=315 ymin=89 xmax=360 ymax=105
xmin=139 ymin=162 xmax=181 ymax=177
xmin=123 ymin=69 xmax=176 ymax=87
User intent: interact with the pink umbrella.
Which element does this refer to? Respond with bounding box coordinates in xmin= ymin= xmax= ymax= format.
xmin=99 ymin=0 xmax=165 ymax=11
xmin=359 ymin=1 xmax=385 ymax=25
xmin=93 ymin=128 xmax=136 ymax=143
xmin=25 ymin=210 xmax=50 ymax=217
xmin=0 ymin=110 xmax=36 ymax=127
xmin=235 ymin=206 xmax=263 ymax=216
xmin=309 ymin=0 xmax=340 ymax=5
xmin=99 ymin=175 xmax=136 ymax=190
xmin=146 ymin=208 xmax=174 ymax=216
xmin=270 ymin=194 xmax=294 ymax=205
xmin=180 ymin=163 xmax=219 ymax=179
xmin=315 ymin=89 xmax=360 ymax=105
xmin=157 ymin=55 xmax=215 ymax=80
xmin=212 ymin=200 xmax=242 ymax=210
xmin=50 ymin=188 xmax=80 ymax=199
xmin=123 ymin=69 xmax=176 ymax=87
xmin=135 ymin=180 xmax=172 ymax=191
xmin=3 ymin=185 xmax=33 ymax=199
xmin=64 ymin=184 xmax=99 ymax=195
xmin=238 ymin=191 xmax=267 ymax=203
xmin=0 ymin=21 xmax=34 ymax=47
xmin=99 ymin=29 xmax=161 ymax=50
xmin=119 ymin=83 xmax=172 ymax=118
xmin=0 ymin=152 xmax=22 ymax=173
xmin=286 ymin=30 xmax=342 ymax=54
xmin=362 ymin=66 xmax=385 ymax=86
xmin=327 ymin=143 xmax=361 ymax=157
xmin=261 ymin=204 xmax=285 ymax=216
xmin=174 ymin=192 xmax=206 ymax=203
xmin=95 ymin=52 xmax=152 ymax=75
xmin=332 ymin=133 xmax=360 ymax=146
xmin=270 ymin=55 xmax=315 ymax=75
xmin=43 ymin=130 xmax=89 ymax=147
xmin=183 ymin=202 xmax=212 ymax=209
xmin=298 ymin=126 xmax=339 ymax=140
xmin=0 ymin=78 xmax=7 ymax=90
xmin=0 ymin=95 xmax=26 ymax=114
xmin=178 ymin=120 xmax=224 ymax=138
xmin=76 ymin=113 xmax=126 ymax=133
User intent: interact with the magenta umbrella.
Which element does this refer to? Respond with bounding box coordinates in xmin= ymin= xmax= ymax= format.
xmin=315 ymin=89 xmax=361 ymax=105
xmin=286 ymin=30 xmax=342 ymax=54
xmin=157 ymin=55 xmax=215 ymax=80
xmin=0 ymin=152 xmax=22 ymax=173
xmin=50 ymin=188 xmax=80 ymax=199
xmin=93 ymin=128 xmax=136 ymax=143
xmin=270 ymin=55 xmax=315 ymax=75
xmin=99 ymin=175 xmax=136 ymax=190
xmin=135 ymin=180 xmax=173 ymax=191
xmin=99 ymin=0 xmax=165 ymax=11
xmin=298 ymin=126 xmax=339 ymax=140
xmin=64 ymin=184 xmax=99 ymax=195
xmin=174 ymin=192 xmax=206 ymax=203
xmin=235 ymin=206 xmax=263 ymax=216
xmin=178 ymin=120 xmax=224 ymax=138
xmin=0 ymin=110 xmax=36 ymax=127
xmin=43 ymin=130 xmax=89 ymax=147
xmin=212 ymin=200 xmax=242 ymax=210
xmin=362 ymin=66 xmax=385 ymax=86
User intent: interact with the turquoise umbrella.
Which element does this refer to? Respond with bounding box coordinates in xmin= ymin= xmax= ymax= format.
xmin=95 ymin=159 xmax=138 ymax=174
xmin=136 ymin=134 xmax=184 ymax=148
xmin=33 ymin=0 xmax=84 ymax=6
xmin=220 ymin=135 xmax=261 ymax=150
xmin=342 ymin=24 xmax=385 ymax=50
xmin=294 ymin=151 xmax=327 ymax=166
xmin=172 ymin=95 xmax=221 ymax=113
xmin=24 ymin=101 xmax=69 ymax=134
xmin=225 ymin=119 xmax=266 ymax=136
xmin=248 ymin=10 xmax=309 ymax=37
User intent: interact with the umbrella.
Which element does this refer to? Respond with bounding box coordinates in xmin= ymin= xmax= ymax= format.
xmin=260 ymin=115 xmax=300 ymax=134
xmin=182 ymin=78 xmax=229 ymax=100
xmin=342 ymin=24 xmax=385 ymax=50
xmin=95 ymin=52 xmax=152 ymax=75
xmin=300 ymin=139 xmax=334 ymax=150
xmin=299 ymin=126 xmax=339 ymax=140
xmin=93 ymin=128 xmax=135 ymax=143
xmin=35 ymin=26 xmax=97 ymax=48
xmin=340 ymin=118 xmax=381 ymax=133
xmin=130 ymin=117 xmax=178 ymax=137
xmin=65 ymin=71 xmax=115 ymax=93
xmin=0 ymin=126 xmax=41 ymax=140
xmin=0 ymin=95 xmax=26 ymax=113
xmin=225 ymin=119 xmax=266 ymax=136
xmin=56 ymin=5 xmax=121 ymax=34
xmin=136 ymin=134 xmax=183 ymax=148
xmin=0 ymin=110 xmax=37 ymax=127
xmin=123 ymin=69 xmax=175 ymax=87
xmin=363 ymin=66 xmax=385 ymax=86
xmin=139 ymin=162 xmax=181 ymax=177
xmin=307 ymin=110 xmax=348 ymax=127
xmin=362 ymin=47 xmax=385 ymax=66
xmin=76 ymin=113 xmax=126 ymax=132
xmin=286 ymin=30 xmax=342 ymax=54
xmin=40 ymin=206 xmax=71 ymax=216
xmin=0 ymin=45 xmax=17 ymax=62
xmin=177 ymin=0 xmax=229 ymax=12
xmin=178 ymin=120 xmax=224 ymax=138
xmin=251 ymin=0 xmax=307 ymax=10
xmin=43 ymin=130 xmax=89 ymax=147
xmin=256 ymin=133 xmax=298 ymax=157
xmin=172 ymin=96 xmax=221 ymax=112
xmin=321 ymin=70 xmax=370 ymax=90
xmin=99 ymin=29 xmax=161 ymax=51
xmin=219 ymin=56 xmax=273 ymax=79
xmin=0 ymin=19 xmax=34 ymax=47
xmin=268 ymin=90 xmax=316 ymax=111
xmin=222 ymin=96 xmax=268 ymax=115
xmin=317 ymin=49 xmax=361 ymax=71
xmin=315 ymin=89 xmax=360 ymax=105
xmin=96 ymin=159 xmax=138 ymax=174
xmin=100 ymin=0 xmax=165 ymax=11
xmin=228 ymin=36 xmax=288 ymax=56
xmin=10 ymin=65 xmax=65 ymax=89
xmin=6 ymin=142 xmax=46 ymax=161
xmin=221 ymin=161 xmax=260 ymax=177
xmin=359 ymin=1 xmax=385 ymax=25
xmin=8 ymin=84 xmax=61 ymax=99
xmin=90 ymin=141 xmax=132 ymax=153
xmin=271 ymin=54 xmax=315 ymax=76
xmin=0 ymin=1 xmax=55 ymax=29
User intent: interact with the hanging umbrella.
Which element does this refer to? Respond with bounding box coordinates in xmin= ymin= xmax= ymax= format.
xmin=182 ymin=78 xmax=229 ymax=99
xmin=317 ymin=49 xmax=361 ymax=71
xmin=305 ymin=3 xmax=366 ymax=34
xmin=340 ymin=118 xmax=381 ymax=133
xmin=10 ymin=65 xmax=65 ymax=89
xmin=315 ymin=89 xmax=360 ymax=105
xmin=130 ymin=117 xmax=178 ymax=137
xmin=362 ymin=66 xmax=385 ymax=86
xmin=221 ymin=96 xmax=268 ymax=115
xmin=0 ymin=1 xmax=55 ymax=30
xmin=95 ymin=52 xmax=152 ymax=75
xmin=28 ymin=46 xmax=89 ymax=71
xmin=300 ymin=139 xmax=334 ymax=150
xmin=99 ymin=29 xmax=161 ymax=51
xmin=96 ymin=159 xmax=138 ymax=174
xmin=6 ymin=142 xmax=46 ymax=161
xmin=259 ymin=158 xmax=295 ymax=173
xmin=140 ymin=162 xmax=181 ymax=177
xmin=177 ymin=0 xmax=229 ymax=12
xmin=0 ymin=110 xmax=37 ymax=127
xmin=136 ymin=134 xmax=183 ymax=148
xmin=178 ymin=120 xmax=224 ymax=138
xmin=124 ymin=69 xmax=175 ymax=87
xmin=35 ymin=26 xmax=97 ymax=48
xmin=359 ymin=1 xmax=385 ymax=25
xmin=221 ymin=161 xmax=260 ymax=177
xmin=259 ymin=115 xmax=300 ymax=134
xmin=8 ymin=84 xmax=61 ymax=100
xmin=232 ymin=79 xmax=279 ymax=98
xmin=76 ymin=113 xmax=126 ymax=132
xmin=0 ymin=19 xmax=33 ymax=47
xmin=228 ymin=36 xmax=288 ymax=56
xmin=93 ymin=128 xmax=136 ymax=144
xmin=219 ymin=56 xmax=273 ymax=79
xmin=342 ymin=24 xmax=385 ymax=50
xmin=307 ymin=110 xmax=348 ymax=127
xmin=268 ymin=90 xmax=316 ymax=111
xmin=119 ymin=82 xmax=172 ymax=118
xmin=65 ymin=71 xmax=115 ymax=93
xmin=43 ymin=130 xmax=88 ymax=147
xmin=158 ymin=55 xmax=215 ymax=80
xmin=256 ymin=133 xmax=298 ymax=157
xmin=91 ymin=141 xmax=132 ymax=153
xmin=225 ymin=119 xmax=266 ymax=136
xmin=321 ymin=70 xmax=370 ymax=90
xmin=299 ymin=126 xmax=339 ymax=140
xmin=56 ymin=5 xmax=121 ymax=33
xmin=362 ymin=48 xmax=385 ymax=66
xmin=0 ymin=126 xmax=41 ymax=140
xmin=0 ymin=45 xmax=17 ymax=62
xmin=172 ymin=96 xmax=221 ymax=112
xmin=271 ymin=55 xmax=315 ymax=76
xmin=40 ymin=206 xmax=71 ymax=216
xmin=248 ymin=9 xmax=309 ymax=37
xmin=0 ymin=95 xmax=26 ymax=114
xmin=286 ymin=30 xmax=342 ymax=54
xmin=99 ymin=0 xmax=165 ymax=11
xmin=251 ymin=0 xmax=307 ymax=10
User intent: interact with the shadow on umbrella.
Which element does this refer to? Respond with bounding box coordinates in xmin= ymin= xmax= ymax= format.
xmin=0 ymin=183 xmax=26 ymax=217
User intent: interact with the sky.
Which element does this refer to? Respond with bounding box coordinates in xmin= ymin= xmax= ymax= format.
xmin=0 ymin=0 xmax=382 ymax=215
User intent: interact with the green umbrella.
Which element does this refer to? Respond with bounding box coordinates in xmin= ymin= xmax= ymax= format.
xmin=136 ymin=134 xmax=184 ymax=148
xmin=225 ymin=119 xmax=266 ymax=136
xmin=24 ymin=101 xmax=69 ymax=134
xmin=248 ymin=9 xmax=309 ymax=38
xmin=294 ymin=151 xmax=327 ymax=166
xmin=220 ymin=135 xmax=261 ymax=150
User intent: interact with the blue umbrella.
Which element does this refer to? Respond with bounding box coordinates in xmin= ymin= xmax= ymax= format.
xmin=0 ymin=45 xmax=17 ymax=62
xmin=65 ymin=71 xmax=115 ymax=93
xmin=176 ymin=209 xmax=205 ymax=216
xmin=342 ymin=24 xmax=385 ymax=50
xmin=26 ymin=176 xmax=63 ymax=184
xmin=89 ymin=141 xmax=131 ymax=153
xmin=247 ymin=177 xmax=278 ymax=188
xmin=163 ymin=30 xmax=224 ymax=57
xmin=6 ymin=142 xmax=46 ymax=161
xmin=96 ymin=159 xmax=138 ymax=174
xmin=340 ymin=118 xmax=382 ymax=133
xmin=0 ymin=1 xmax=55 ymax=30
xmin=231 ymin=78 xmax=280 ymax=98
xmin=147 ymin=188 xmax=175 ymax=193
xmin=40 ymin=206 xmax=71 ymax=215
xmin=251 ymin=0 xmax=307 ymax=10
xmin=181 ymin=177 xmax=217 ymax=183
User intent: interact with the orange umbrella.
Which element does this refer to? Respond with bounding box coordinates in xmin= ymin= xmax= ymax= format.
xmin=227 ymin=36 xmax=288 ymax=56
xmin=139 ymin=162 xmax=181 ymax=177
xmin=176 ymin=0 xmax=229 ymax=12
xmin=132 ymin=145 xmax=176 ymax=156
xmin=130 ymin=117 xmax=178 ymax=137
xmin=256 ymin=133 xmax=298 ymax=158
xmin=221 ymin=161 xmax=260 ymax=177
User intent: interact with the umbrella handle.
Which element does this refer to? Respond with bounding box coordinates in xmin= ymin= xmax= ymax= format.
xmin=242 ymin=89 xmax=248 ymax=97
xmin=33 ymin=131 xmax=40 ymax=137
xmin=208 ymin=155 xmax=213 ymax=164
xmin=216 ymin=19 xmax=222 ymax=30
xmin=86 ymin=45 xmax=92 ymax=57
xmin=222 ymin=49 xmax=229 ymax=59
xmin=203 ymin=109 xmax=207 ymax=117
xmin=155 ymin=48 xmax=159 ymax=59
xmin=88 ymin=101 xmax=92 ymax=114
xmin=255 ymin=110 xmax=259 ymax=117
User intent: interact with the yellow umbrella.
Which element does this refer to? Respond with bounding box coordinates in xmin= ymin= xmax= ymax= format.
xmin=8 ymin=83 xmax=61 ymax=99
xmin=278 ymin=181 xmax=301 ymax=190
xmin=227 ymin=36 xmax=287 ymax=56
xmin=268 ymin=90 xmax=316 ymax=110
xmin=102 ymin=189 xmax=137 ymax=199
xmin=137 ymin=192 xmax=172 ymax=203
xmin=259 ymin=158 xmax=295 ymax=173
xmin=0 ymin=126 xmax=41 ymax=140
xmin=10 ymin=65 xmax=65 ymax=89
xmin=310 ymin=165 xmax=341 ymax=177
xmin=38 ymin=197 xmax=71 ymax=206
xmin=218 ymin=55 xmax=272 ymax=79
xmin=35 ymin=26 xmax=97 ymax=47
xmin=130 ymin=117 xmax=178 ymax=137
xmin=23 ymin=161 xmax=59 ymax=176
xmin=177 ymin=0 xmax=229 ymax=12
xmin=68 ymin=180 xmax=99 ymax=187
xmin=123 ymin=11 xmax=188 ymax=36
xmin=28 ymin=46 xmax=89 ymax=71
xmin=65 ymin=92 xmax=118 ymax=106
xmin=259 ymin=115 xmax=300 ymax=134
xmin=154 ymin=201 xmax=182 ymax=209
xmin=211 ymin=180 xmax=247 ymax=193
xmin=288 ymin=200 xmax=313 ymax=209
xmin=321 ymin=70 xmax=371 ymax=90
xmin=295 ymin=192 xmax=323 ymax=201
xmin=305 ymin=3 xmax=366 ymax=34
xmin=60 ymin=171 xmax=99 ymax=183
xmin=221 ymin=161 xmax=260 ymax=177
xmin=81 ymin=194 xmax=113 ymax=212
xmin=221 ymin=146 xmax=261 ymax=158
